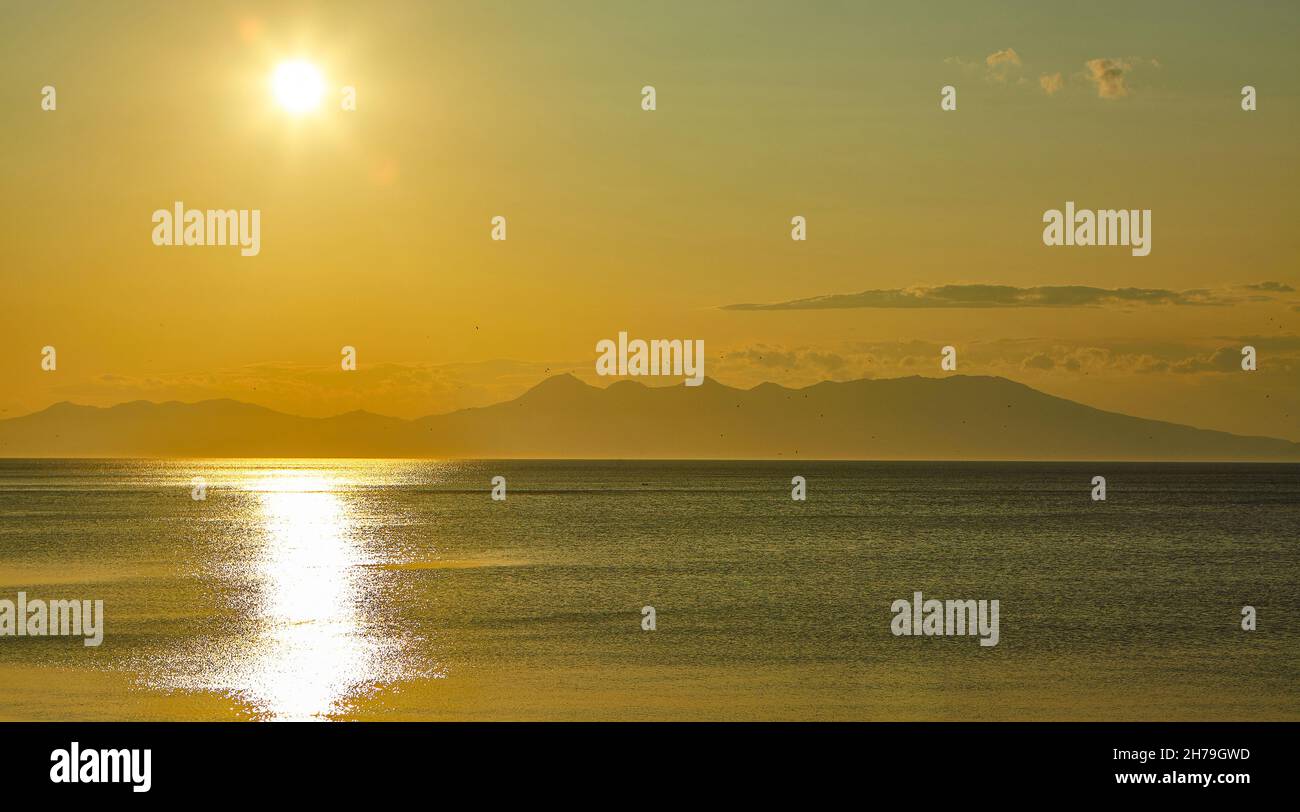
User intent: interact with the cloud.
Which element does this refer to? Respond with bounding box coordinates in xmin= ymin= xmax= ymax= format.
xmin=946 ymin=49 xmax=1025 ymax=83
xmin=1022 ymin=353 xmax=1056 ymax=370
xmin=1002 ymin=339 xmax=1299 ymax=377
xmin=1084 ymin=57 xmax=1132 ymax=98
xmin=709 ymin=343 xmax=882 ymax=389
xmin=1241 ymin=281 xmax=1295 ymax=292
xmin=710 ymin=336 xmax=1298 ymax=389
xmin=725 ymin=345 xmax=849 ymax=374
xmin=985 ymin=48 xmax=1021 ymax=82
xmin=1215 ymin=335 xmax=1300 ymax=352
xmin=722 ymin=284 xmax=1245 ymax=312
xmin=1170 ymin=347 xmax=1249 ymax=374
xmin=945 ymin=51 xmax=1156 ymax=99
xmin=986 ymin=48 xmax=1021 ymax=67
xmin=942 ymin=55 xmax=980 ymax=74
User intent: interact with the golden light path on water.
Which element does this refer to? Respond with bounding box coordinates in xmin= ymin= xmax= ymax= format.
xmin=239 ymin=474 xmax=372 ymax=720
xmin=145 ymin=468 xmax=427 ymax=720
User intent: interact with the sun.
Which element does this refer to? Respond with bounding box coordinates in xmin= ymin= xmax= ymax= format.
xmin=271 ymin=60 xmax=325 ymax=114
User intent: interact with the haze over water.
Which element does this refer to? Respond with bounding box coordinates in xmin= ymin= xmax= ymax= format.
xmin=0 ymin=458 xmax=1294 ymax=721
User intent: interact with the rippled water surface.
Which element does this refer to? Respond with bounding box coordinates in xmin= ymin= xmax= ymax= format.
xmin=0 ymin=459 xmax=1295 ymax=720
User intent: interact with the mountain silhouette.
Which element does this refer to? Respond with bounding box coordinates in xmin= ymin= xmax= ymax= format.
xmin=0 ymin=374 xmax=1295 ymax=460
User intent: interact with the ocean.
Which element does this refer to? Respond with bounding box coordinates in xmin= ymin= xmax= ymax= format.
xmin=0 ymin=459 xmax=1295 ymax=721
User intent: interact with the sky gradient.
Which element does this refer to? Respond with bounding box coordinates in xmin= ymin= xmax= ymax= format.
xmin=1 ymin=0 xmax=1296 ymax=441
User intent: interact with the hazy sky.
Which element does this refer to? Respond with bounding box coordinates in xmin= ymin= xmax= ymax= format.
xmin=1 ymin=0 xmax=1296 ymax=439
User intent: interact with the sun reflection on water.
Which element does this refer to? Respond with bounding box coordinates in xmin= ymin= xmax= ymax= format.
xmin=148 ymin=469 xmax=421 ymax=720
xmin=239 ymin=475 xmax=375 ymax=719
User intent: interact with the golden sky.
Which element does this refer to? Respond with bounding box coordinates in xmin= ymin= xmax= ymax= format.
xmin=1 ymin=1 xmax=1297 ymax=440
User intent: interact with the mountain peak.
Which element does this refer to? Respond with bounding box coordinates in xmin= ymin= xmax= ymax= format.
xmin=0 ymin=373 xmax=1295 ymax=460
xmin=41 ymin=401 xmax=95 ymax=414
xmin=522 ymin=372 xmax=593 ymax=394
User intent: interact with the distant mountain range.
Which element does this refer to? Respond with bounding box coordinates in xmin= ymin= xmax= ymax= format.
xmin=0 ymin=374 xmax=1296 ymax=460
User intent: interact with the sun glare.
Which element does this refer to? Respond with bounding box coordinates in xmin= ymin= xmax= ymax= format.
xmin=271 ymin=59 xmax=325 ymax=114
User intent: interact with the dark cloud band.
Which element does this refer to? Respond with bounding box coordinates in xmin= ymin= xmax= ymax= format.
xmin=722 ymin=283 xmax=1291 ymax=312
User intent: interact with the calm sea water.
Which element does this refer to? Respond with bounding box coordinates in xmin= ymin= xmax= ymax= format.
xmin=0 ymin=459 xmax=1295 ymax=721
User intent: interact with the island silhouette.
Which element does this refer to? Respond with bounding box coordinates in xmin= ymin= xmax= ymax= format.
xmin=1 ymin=373 xmax=1295 ymax=460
